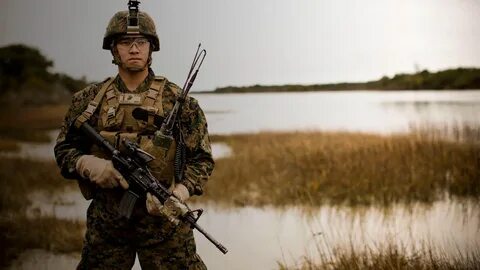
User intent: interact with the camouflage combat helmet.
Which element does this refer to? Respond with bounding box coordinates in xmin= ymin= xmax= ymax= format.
xmin=103 ymin=11 xmax=160 ymax=51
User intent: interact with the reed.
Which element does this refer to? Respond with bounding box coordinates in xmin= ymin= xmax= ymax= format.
xmin=0 ymin=139 xmax=19 ymax=151
xmin=0 ymin=157 xmax=83 ymax=268
xmin=0 ymin=104 xmax=68 ymax=143
xmin=203 ymin=126 xmax=480 ymax=207
xmin=0 ymin=157 xmax=74 ymax=211
xmin=278 ymin=242 xmax=480 ymax=270
xmin=0 ymin=104 xmax=68 ymax=130
xmin=0 ymin=216 xmax=84 ymax=268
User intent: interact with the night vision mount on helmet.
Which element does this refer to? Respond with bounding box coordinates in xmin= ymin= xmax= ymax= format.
xmin=103 ymin=0 xmax=160 ymax=51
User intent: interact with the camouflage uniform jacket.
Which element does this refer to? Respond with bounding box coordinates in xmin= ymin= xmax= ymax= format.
xmin=54 ymin=70 xmax=214 ymax=196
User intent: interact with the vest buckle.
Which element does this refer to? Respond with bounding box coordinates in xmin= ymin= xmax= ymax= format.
xmin=107 ymin=106 xmax=116 ymax=120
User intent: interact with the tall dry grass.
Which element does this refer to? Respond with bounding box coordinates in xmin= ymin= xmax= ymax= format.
xmin=0 ymin=157 xmax=83 ymax=268
xmin=0 ymin=158 xmax=74 ymax=211
xmin=0 ymin=104 xmax=81 ymax=266
xmin=0 ymin=104 xmax=68 ymax=144
xmin=0 ymin=216 xmax=84 ymax=269
xmin=278 ymin=242 xmax=480 ymax=270
xmin=204 ymin=126 xmax=480 ymax=207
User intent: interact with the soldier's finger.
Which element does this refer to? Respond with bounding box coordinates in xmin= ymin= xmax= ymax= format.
xmin=146 ymin=193 xmax=154 ymax=213
xmin=168 ymin=216 xmax=180 ymax=226
xmin=146 ymin=193 xmax=160 ymax=214
xmin=150 ymin=193 xmax=162 ymax=206
xmin=110 ymin=169 xmax=128 ymax=189
xmin=109 ymin=177 xmax=119 ymax=188
xmin=99 ymin=180 xmax=114 ymax=189
xmin=106 ymin=178 xmax=117 ymax=188
xmin=118 ymin=176 xmax=129 ymax=190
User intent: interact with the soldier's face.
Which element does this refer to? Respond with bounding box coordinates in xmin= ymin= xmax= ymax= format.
xmin=115 ymin=35 xmax=150 ymax=71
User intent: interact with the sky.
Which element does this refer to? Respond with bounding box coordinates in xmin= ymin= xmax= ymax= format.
xmin=1 ymin=0 xmax=479 ymax=91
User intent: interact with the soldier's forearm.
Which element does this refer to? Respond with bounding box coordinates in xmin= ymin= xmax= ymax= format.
xmin=181 ymin=154 xmax=214 ymax=196
xmin=54 ymin=146 xmax=85 ymax=179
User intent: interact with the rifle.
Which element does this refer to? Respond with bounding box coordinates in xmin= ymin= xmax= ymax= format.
xmin=75 ymin=44 xmax=227 ymax=254
xmin=77 ymin=121 xmax=228 ymax=254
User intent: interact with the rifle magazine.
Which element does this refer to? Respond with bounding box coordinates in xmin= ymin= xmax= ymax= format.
xmin=119 ymin=190 xmax=140 ymax=219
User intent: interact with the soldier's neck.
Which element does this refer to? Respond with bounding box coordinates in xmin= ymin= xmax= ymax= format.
xmin=118 ymin=68 xmax=149 ymax=92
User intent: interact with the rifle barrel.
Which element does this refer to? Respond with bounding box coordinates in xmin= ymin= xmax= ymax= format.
xmin=189 ymin=217 xmax=229 ymax=254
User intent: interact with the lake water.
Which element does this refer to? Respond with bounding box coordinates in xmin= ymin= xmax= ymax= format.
xmin=192 ymin=90 xmax=480 ymax=134
xmin=19 ymin=189 xmax=480 ymax=270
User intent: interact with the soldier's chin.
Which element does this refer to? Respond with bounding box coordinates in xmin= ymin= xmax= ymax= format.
xmin=125 ymin=64 xmax=146 ymax=72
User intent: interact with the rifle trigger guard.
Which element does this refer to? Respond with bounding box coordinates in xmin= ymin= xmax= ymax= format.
xmin=189 ymin=209 xmax=203 ymax=223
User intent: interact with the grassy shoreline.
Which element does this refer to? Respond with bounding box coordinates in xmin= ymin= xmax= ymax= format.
xmin=278 ymin=242 xmax=480 ymax=270
xmin=203 ymin=127 xmax=480 ymax=207
xmin=0 ymin=104 xmax=478 ymax=268
xmin=0 ymin=157 xmax=83 ymax=268
xmin=0 ymin=105 xmax=68 ymax=149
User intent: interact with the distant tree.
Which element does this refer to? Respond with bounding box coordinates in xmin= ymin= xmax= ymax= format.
xmin=0 ymin=44 xmax=90 ymax=105
xmin=420 ymin=69 xmax=430 ymax=76
xmin=53 ymin=73 xmax=88 ymax=93
xmin=0 ymin=44 xmax=54 ymax=94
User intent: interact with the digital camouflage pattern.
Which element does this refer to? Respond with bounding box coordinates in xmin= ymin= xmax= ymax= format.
xmin=78 ymin=192 xmax=207 ymax=269
xmin=54 ymin=69 xmax=213 ymax=269
xmin=103 ymin=11 xmax=160 ymax=51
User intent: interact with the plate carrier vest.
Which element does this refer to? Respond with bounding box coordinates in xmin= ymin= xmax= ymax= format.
xmin=75 ymin=76 xmax=178 ymax=199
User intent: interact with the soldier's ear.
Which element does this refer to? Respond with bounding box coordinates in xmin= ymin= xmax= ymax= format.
xmin=110 ymin=46 xmax=122 ymax=65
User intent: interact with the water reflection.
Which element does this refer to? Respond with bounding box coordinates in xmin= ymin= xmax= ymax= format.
xmin=197 ymin=201 xmax=479 ymax=269
xmin=25 ymin=189 xmax=480 ymax=270
xmin=0 ymin=130 xmax=59 ymax=160
xmin=192 ymin=90 xmax=480 ymax=134
xmin=9 ymin=250 xmax=79 ymax=270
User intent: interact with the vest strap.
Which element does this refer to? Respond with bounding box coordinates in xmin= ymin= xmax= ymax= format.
xmin=74 ymin=77 xmax=115 ymax=129
xmin=144 ymin=77 xmax=167 ymax=129
xmin=144 ymin=78 xmax=166 ymax=107
xmin=105 ymin=85 xmax=119 ymax=107
xmin=105 ymin=90 xmax=116 ymax=102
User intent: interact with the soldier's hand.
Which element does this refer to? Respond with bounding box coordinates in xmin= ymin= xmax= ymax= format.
xmin=146 ymin=192 xmax=189 ymax=225
xmin=76 ymin=155 xmax=129 ymax=189
xmin=172 ymin=183 xmax=190 ymax=202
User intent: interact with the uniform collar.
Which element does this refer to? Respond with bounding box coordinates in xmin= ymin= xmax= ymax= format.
xmin=114 ymin=68 xmax=155 ymax=94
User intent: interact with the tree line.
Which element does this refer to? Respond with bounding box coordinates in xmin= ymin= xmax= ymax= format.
xmin=0 ymin=44 xmax=88 ymax=105
xmin=2 ymin=44 xmax=479 ymax=102
xmin=214 ymin=68 xmax=480 ymax=93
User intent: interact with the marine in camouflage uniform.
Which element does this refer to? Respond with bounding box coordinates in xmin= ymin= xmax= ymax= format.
xmin=54 ymin=7 xmax=213 ymax=270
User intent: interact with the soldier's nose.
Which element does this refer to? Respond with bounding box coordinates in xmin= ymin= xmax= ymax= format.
xmin=129 ymin=44 xmax=140 ymax=53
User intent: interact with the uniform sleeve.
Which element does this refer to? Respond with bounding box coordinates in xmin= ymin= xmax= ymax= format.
xmin=178 ymin=96 xmax=215 ymax=196
xmin=54 ymin=85 xmax=98 ymax=179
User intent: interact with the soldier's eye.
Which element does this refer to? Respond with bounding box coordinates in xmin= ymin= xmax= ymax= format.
xmin=118 ymin=39 xmax=134 ymax=46
xmin=136 ymin=39 xmax=148 ymax=46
